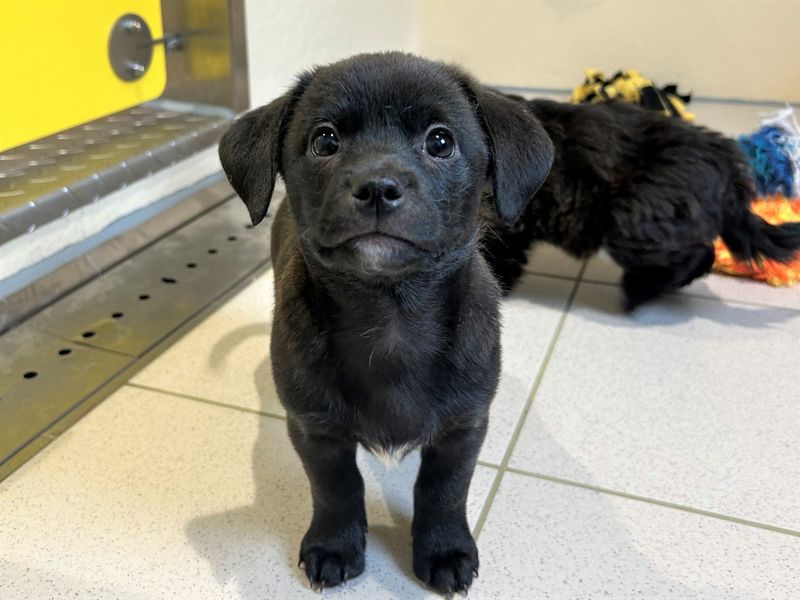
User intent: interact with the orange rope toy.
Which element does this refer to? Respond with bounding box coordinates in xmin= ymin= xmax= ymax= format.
xmin=713 ymin=195 xmax=800 ymax=286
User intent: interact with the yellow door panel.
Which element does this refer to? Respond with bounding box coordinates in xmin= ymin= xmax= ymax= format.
xmin=0 ymin=1 xmax=167 ymax=152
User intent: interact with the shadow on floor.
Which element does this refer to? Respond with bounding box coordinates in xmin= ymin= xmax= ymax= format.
xmin=185 ymin=322 xmax=431 ymax=598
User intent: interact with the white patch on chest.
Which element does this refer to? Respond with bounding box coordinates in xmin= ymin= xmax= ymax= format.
xmin=368 ymin=443 xmax=417 ymax=469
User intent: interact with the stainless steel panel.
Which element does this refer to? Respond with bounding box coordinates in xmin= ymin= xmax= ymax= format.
xmin=0 ymin=326 xmax=132 ymax=464
xmin=0 ymin=188 xmax=275 ymax=481
xmin=0 ymin=102 xmax=231 ymax=243
xmin=28 ymin=197 xmax=272 ymax=356
xmin=160 ymin=0 xmax=250 ymax=112
xmin=0 ymin=178 xmax=236 ymax=334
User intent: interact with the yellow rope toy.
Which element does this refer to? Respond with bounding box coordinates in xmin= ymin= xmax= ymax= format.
xmin=571 ymin=68 xmax=695 ymax=121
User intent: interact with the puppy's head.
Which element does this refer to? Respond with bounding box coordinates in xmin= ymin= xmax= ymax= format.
xmin=220 ymin=52 xmax=553 ymax=278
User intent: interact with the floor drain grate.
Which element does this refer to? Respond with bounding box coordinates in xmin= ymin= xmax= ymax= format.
xmin=0 ymin=185 xmax=276 ymax=481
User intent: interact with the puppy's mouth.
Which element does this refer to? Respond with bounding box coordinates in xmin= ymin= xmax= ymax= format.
xmin=316 ymin=231 xmax=429 ymax=274
xmin=320 ymin=230 xmax=427 ymax=252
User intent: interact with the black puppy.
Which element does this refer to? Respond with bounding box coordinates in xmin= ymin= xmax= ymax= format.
xmin=482 ymin=99 xmax=800 ymax=308
xmin=218 ymin=52 xmax=553 ymax=594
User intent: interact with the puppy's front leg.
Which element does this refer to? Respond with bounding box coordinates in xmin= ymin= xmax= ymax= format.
xmin=412 ymin=420 xmax=487 ymax=595
xmin=287 ymin=419 xmax=367 ymax=590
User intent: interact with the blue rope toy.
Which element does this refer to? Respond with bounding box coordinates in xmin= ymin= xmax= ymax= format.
xmin=737 ymin=107 xmax=800 ymax=198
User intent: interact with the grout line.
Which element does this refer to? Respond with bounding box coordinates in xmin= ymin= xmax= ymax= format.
xmin=578 ymin=276 xmax=621 ymax=286
xmin=476 ymin=459 xmax=501 ymax=469
xmin=471 ymin=468 xmax=503 ymax=538
xmin=503 ymin=466 xmax=800 ymax=539
xmin=472 ymin=263 xmax=586 ymax=540
xmin=522 ymin=269 xmax=582 ymax=283
xmin=125 ymin=382 xmax=288 ymax=421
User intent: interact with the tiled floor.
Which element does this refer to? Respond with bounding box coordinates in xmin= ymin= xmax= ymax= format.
xmin=2 ymin=101 xmax=800 ymax=599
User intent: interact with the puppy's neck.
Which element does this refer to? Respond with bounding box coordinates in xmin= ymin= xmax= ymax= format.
xmin=303 ymin=250 xmax=480 ymax=363
xmin=309 ymin=254 xmax=474 ymax=319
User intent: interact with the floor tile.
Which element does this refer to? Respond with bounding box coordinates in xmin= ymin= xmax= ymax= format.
xmin=524 ymin=242 xmax=585 ymax=279
xmin=0 ymin=386 xmax=495 ymax=600
xmin=582 ymin=249 xmax=623 ymax=283
xmin=473 ymin=472 xmax=800 ymax=599
xmin=683 ymin=275 xmax=800 ymax=311
xmin=130 ymin=270 xmax=283 ymax=415
xmin=509 ymin=282 xmax=800 ymax=531
xmin=480 ymin=274 xmax=575 ymax=464
xmin=584 ymin=250 xmax=800 ymax=311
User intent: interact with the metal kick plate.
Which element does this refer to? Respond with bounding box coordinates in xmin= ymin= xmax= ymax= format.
xmin=0 ymin=177 xmax=235 ymax=333
xmin=0 ymin=326 xmax=132 ymax=464
xmin=0 ymin=102 xmax=230 ymax=244
xmin=28 ymin=197 xmax=272 ymax=357
xmin=1 ymin=189 xmax=276 ymax=478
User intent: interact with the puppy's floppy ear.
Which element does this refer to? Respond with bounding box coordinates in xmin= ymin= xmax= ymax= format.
xmin=467 ymin=84 xmax=555 ymax=222
xmin=219 ymin=77 xmax=309 ymax=226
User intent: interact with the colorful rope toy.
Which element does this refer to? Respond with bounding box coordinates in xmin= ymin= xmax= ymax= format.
xmin=714 ymin=107 xmax=800 ymax=286
xmin=713 ymin=195 xmax=800 ymax=286
xmin=737 ymin=107 xmax=800 ymax=198
xmin=571 ymin=68 xmax=694 ymax=121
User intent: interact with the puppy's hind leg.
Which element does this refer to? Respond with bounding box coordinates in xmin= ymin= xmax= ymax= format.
xmin=412 ymin=419 xmax=487 ymax=595
xmin=618 ymin=245 xmax=715 ymax=310
xmin=288 ymin=419 xmax=367 ymax=590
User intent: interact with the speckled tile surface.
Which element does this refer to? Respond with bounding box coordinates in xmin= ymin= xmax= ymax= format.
xmin=472 ymin=473 xmax=800 ymax=600
xmin=510 ymin=282 xmax=800 ymax=531
xmin=524 ymin=242 xmax=585 ymax=279
xmin=130 ymin=270 xmax=283 ymax=416
xmin=581 ymin=249 xmax=625 ymax=284
xmin=480 ymin=273 xmax=574 ymax=464
xmin=0 ymin=386 xmax=495 ymax=600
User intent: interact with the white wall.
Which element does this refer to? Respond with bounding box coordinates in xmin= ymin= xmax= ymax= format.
xmin=416 ymin=0 xmax=800 ymax=102
xmin=245 ymin=0 xmax=418 ymax=107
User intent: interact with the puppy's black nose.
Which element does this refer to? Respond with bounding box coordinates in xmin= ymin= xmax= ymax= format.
xmin=352 ymin=176 xmax=404 ymax=212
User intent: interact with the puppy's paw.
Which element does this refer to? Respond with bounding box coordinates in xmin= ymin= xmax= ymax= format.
xmin=299 ymin=523 xmax=366 ymax=590
xmin=413 ymin=533 xmax=478 ymax=596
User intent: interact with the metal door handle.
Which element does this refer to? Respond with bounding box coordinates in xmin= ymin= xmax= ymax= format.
xmin=139 ymin=30 xmax=208 ymax=54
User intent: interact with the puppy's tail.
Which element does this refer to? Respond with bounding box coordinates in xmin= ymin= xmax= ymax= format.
xmin=720 ymin=170 xmax=800 ymax=263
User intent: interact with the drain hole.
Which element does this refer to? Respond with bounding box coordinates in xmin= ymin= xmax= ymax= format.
xmin=58 ymin=348 xmax=72 ymax=356
xmin=162 ymin=277 xmax=177 ymax=284
xmin=139 ymin=294 xmax=150 ymax=301
xmin=208 ymin=248 xmax=218 ymax=254
xmin=112 ymin=312 xmax=124 ymax=319
xmin=82 ymin=331 xmax=95 ymax=339
xmin=186 ymin=262 xmax=197 ymax=269
xmin=23 ymin=371 xmax=38 ymax=379
xmin=228 ymin=235 xmax=238 ymax=241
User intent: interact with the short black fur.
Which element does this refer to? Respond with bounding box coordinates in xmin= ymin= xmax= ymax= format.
xmin=481 ymin=99 xmax=800 ymax=309
xmin=219 ymin=52 xmax=553 ymax=595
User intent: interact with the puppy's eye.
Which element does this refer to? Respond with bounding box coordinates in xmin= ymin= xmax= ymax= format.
xmin=310 ymin=127 xmax=340 ymax=157
xmin=424 ymin=128 xmax=456 ymax=159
